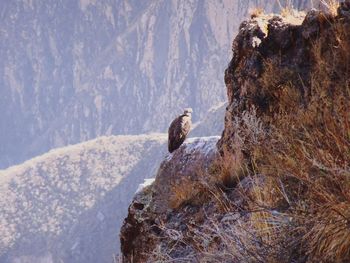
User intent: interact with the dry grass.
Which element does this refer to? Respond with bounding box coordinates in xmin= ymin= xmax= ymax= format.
xmin=208 ymin=149 xmax=244 ymax=190
xmin=167 ymin=6 xmax=350 ymax=262
xmin=169 ymin=175 xmax=209 ymax=210
xmin=248 ymin=13 xmax=350 ymax=262
xmin=280 ymin=6 xmax=295 ymax=18
xmin=304 ymin=203 xmax=350 ymax=262
xmin=168 ymin=159 xmax=236 ymax=211
xmin=169 ymin=152 xmax=242 ymax=212
xmin=146 ymin=203 xmax=295 ymax=263
xmin=276 ymin=0 xmax=296 ymax=17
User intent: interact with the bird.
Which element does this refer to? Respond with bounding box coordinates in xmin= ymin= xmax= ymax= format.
xmin=168 ymin=108 xmax=192 ymax=153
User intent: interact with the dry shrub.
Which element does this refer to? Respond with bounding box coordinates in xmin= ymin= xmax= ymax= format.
xmin=147 ymin=211 xmax=287 ymax=263
xmin=209 ymin=149 xmax=244 ymax=190
xmin=169 ymin=175 xmax=209 ymax=210
xmin=304 ymin=202 xmax=350 ymax=262
xmin=250 ymin=16 xmax=350 ymax=262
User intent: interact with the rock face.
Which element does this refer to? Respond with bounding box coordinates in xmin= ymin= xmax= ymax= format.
xmin=218 ymin=10 xmax=311 ymax=152
xmin=217 ymin=1 xmax=350 ymax=155
xmin=120 ymin=3 xmax=350 ymax=262
xmin=120 ymin=136 xmax=289 ymax=262
xmin=0 ymin=134 xmax=167 ymax=263
xmin=0 ymin=0 xmax=315 ymax=169
xmin=120 ymin=137 xmax=219 ymax=262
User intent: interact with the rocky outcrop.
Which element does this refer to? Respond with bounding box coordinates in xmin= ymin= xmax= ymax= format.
xmin=120 ymin=137 xmax=220 ymax=262
xmin=218 ymin=4 xmax=350 ymax=154
xmin=120 ymin=136 xmax=293 ymax=262
xmin=121 ymin=2 xmax=350 ymax=262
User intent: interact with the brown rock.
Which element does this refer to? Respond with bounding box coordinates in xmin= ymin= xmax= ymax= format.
xmin=120 ymin=137 xmax=219 ymax=262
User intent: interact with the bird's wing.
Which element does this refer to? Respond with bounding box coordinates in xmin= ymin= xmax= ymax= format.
xmin=168 ymin=117 xmax=181 ymax=150
xmin=168 ymin=116 xmax=180 ymax=139
xmin=168 ymin=115 xmax=191 ymax=152
xmin=180 ymin=116 xmax=191 ymax=138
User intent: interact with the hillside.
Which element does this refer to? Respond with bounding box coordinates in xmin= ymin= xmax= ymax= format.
xmin=120 ymin=2 xmax=350 ymax=262
xmin=0 ymin=134 xmax=167 ymax=263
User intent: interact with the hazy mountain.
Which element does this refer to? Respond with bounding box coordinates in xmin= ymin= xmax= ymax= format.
xmin=0 ymin=0 xmax=314 ymax=168
xmin=0 ymin=134 xmax=167 ymax=263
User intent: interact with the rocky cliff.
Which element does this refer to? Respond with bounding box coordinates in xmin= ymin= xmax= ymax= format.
xmin=120 ymin=2 xmax=350 ymax=262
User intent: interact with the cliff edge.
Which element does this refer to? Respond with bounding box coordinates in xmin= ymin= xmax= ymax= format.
xmin=121 ymin=2 xmax=350 ymax=262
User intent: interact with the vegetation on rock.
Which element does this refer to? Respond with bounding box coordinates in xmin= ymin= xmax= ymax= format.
xmin=120 ymin=1 xmax=350 ymax=262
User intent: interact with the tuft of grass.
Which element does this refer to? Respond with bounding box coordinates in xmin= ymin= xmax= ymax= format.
xmin=304 ymin=202 xmax=350 ymax=262
xmin=209 ymin=149 xmax=244 ymax=190
xmin=169 ymin=173 xmax=209 ymax=210
xmin=276 ymin=0 xmax=294 ymax=17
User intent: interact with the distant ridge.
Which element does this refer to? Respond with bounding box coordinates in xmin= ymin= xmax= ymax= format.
xmin=0 ymin=134 xmax=167 ymax=263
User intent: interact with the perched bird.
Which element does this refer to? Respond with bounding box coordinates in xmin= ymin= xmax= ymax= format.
xmin=168 ymin=108 xmax=192 ymax=153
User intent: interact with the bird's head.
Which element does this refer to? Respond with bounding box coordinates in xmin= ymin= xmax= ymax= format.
xmin=183 ymin=108 xmax=193 ymax=117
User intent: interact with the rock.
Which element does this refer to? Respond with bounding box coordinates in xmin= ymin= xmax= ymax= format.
xmin=217 ymin=8 xmax=342 ymax=154
xmin=152 ymin=137 xmax=220 ymax=213
xmin=120 ymin=137 xmax=219 ymax=263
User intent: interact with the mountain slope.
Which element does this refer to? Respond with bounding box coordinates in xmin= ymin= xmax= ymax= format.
xmin=0 ymin=134 xmax=167 ymax=263
xmin=191 ymin=101 xmax=227 ymax=137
